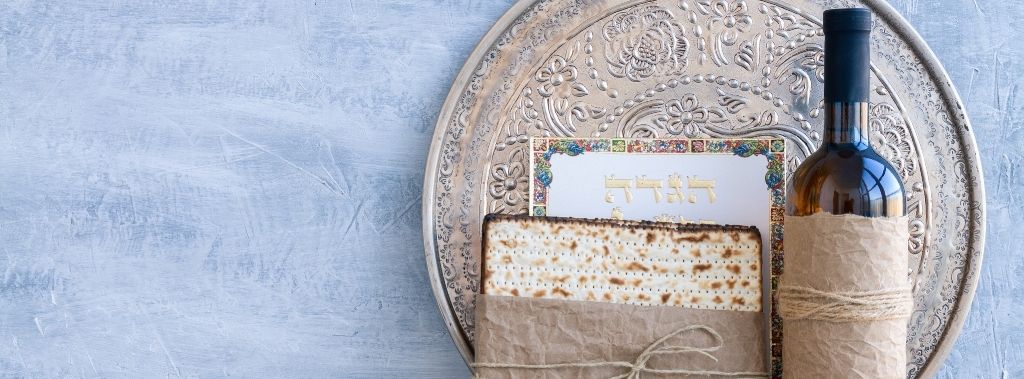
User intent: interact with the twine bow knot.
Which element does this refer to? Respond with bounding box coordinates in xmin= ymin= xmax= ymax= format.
xmin=472 ymin=325 xmax=768 ymax=378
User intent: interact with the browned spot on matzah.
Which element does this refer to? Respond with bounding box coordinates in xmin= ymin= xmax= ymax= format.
xmin=500 ymin=240 xmax=517 ymax=249
xmin=675 ymin=233 xmax=709 ymax=244
xmin=750 ymin=263 xmax=758 ymax=271
xmin=645 ymin=232 xmax=656 ymax=244
xmin=510 ymin=289 xmax=519 ymax=296
xmin=722 ymin=248 xmax=734 ymax=258
xmin=710 ymin=282 xmax=722 ymax=289
xmin=552 ymin=287 xmax=571 ymax=297
xmin=671 ymin=248 xmax=680 ymax=255
xmin=601 ymin=246 xmax=610 ymax=256
xmin=533 ymin=289 xmax=547 ymax=298
xmin=579 ymin=275 xmax=588 ymax=283
xmin=726 ymin=279 xmax=737 ymax=289
xmin=713 ymin=296 xmax=723 ymax=304
xmin=631 ymin=279 xmax=642 ymax=287
xmin=690 ymin=248 xmax=702 ymax=258
xmin=691 ymin=296 xmax=701 ymax=303
xmin=570 ymin=241 xmax=578 ymax=250
xmin=626 ymin=262 xmax=650 ymax=272
xmin=741 ymin=280 xmax=750 ymax=287
xmin=732 ymin=296 xmax=745 ymax=305
xmin=727 ymin=264 xmax=741 ymax=275
xmin=637 ymin=293 xmax=650 ymax=301
xmin=692 ymin=263 xmax=712 ymax=273
xmin=603 ymin=293 xmax=613 ymax=301
xmin=609 ymin=277 xmax=625 ymax=285
xmin=501 ymin=255 xmax=512 ymax=264
xmin=661 ymin=293 xmax=671 ymax=303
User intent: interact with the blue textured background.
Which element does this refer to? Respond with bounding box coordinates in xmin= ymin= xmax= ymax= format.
xmin=0 ymin=0 xmax=1019 ymax=377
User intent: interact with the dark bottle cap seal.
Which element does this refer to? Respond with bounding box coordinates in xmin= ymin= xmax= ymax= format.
xmin=823 ymin=8 xmax=872 ymax=32
xmin=823 ymin=8 xmax=871 ymax=103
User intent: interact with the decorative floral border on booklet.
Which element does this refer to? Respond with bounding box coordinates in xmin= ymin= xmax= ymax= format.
xmin=528 ymin=137 xmax=786 ymax=376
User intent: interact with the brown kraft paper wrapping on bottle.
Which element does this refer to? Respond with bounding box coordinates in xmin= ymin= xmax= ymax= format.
xmin=473 ymin=294 xmax=767 ymax=379
xmin=781 ymin=214 xmax=910 ymax=379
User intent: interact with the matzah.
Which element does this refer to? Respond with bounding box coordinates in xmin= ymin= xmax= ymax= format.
xmin=481 ymin=215 xmax=762 ymax=311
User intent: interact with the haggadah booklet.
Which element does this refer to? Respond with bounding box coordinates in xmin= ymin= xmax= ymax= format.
xmin=526 ymin=137 xmax=785 ymax=374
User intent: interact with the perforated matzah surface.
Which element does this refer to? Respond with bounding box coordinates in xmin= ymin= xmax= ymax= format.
xmin=481 ymin=215 xmax=762 ymax=311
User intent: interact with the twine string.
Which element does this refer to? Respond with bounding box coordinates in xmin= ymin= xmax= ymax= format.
xmin=471 ymin=325 xmax=768 ymax=379
xmin=778 ymin=285 xmax=913 ymax=322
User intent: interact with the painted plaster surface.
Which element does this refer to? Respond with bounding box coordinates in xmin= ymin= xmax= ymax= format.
xmin=0 ymin=0 xmax=1018 ymax=377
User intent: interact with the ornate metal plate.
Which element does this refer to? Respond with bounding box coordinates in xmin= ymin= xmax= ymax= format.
xmin=422 ymin=0 xmax=985 ymax=377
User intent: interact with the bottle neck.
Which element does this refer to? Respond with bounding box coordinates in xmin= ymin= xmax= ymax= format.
xmin=822 ymin=102 xmax=871 ymax=150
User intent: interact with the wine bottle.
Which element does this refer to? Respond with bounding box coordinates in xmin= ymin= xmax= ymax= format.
xmin=790 ymin=8 xmax=906 ymax=217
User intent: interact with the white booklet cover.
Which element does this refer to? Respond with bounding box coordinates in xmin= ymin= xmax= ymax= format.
xmin=529 ymin=138 xmax=784 ymax=237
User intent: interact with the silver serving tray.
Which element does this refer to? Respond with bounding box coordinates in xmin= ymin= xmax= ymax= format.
xmin=422 ymin=0 xmax=985 ymax=377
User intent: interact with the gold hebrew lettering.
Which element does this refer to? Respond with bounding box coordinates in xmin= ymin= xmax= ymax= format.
xmin=653 ymin=214 xmax=677 ymax=223
xmin=635 ymin=176 xmax=664 ymax=203
xmin=610 ymin=207 xmax=624 ymax=220
xmin=687 ymin=176 xmax=717 ymax=203
xmin=666 ymin=173 xmax=685 ymax=204
xmin=604 ymin=175 xmax=634 ymax=203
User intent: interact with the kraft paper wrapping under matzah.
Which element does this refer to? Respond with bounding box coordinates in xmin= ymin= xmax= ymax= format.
xmin=781 ymin=214 xmax=910 ymax=379
xmin=481 ymin=215 xmax=762 ymax=311
xmin=474 ymin=294 xmax=767 ymax=379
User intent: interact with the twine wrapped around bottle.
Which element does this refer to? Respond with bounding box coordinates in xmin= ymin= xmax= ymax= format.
xmin=779 ymin=285 xmax=913 ymax=322
xmin=780 ymin=213 xmax=912 ymax=379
